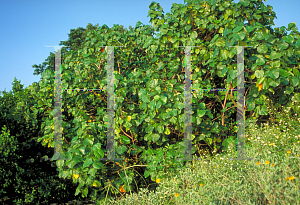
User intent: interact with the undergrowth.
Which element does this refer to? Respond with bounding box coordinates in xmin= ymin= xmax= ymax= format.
xmin=95 ymin=98 xmax=300 ymax=204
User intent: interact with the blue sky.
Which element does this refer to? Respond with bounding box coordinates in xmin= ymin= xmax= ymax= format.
xmin=0 ymin=0 xmax=299 ymax=96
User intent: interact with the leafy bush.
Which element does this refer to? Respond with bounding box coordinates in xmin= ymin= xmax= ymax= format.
xmin=105 ymin=98 xmax=300 ymax=204
xmin=0 ymin=125 xmax=23 ymax=201
xmin=31 ymin=0 xmax=300 ymax=202
xmin=0 ymin=81 xmax=93 ymax=204
xmin=1 ymin=0 xmax=300 ymax=203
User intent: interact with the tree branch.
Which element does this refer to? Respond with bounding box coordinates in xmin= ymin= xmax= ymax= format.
xmin=119 ymin=124 xmax=134 ymax=142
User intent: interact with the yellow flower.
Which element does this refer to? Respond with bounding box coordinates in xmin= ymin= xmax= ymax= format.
xmin=256 ymin=161 xmax=260 ymax=165
xmin=175 ymin=193 xmax=179 ymax=197
xmin=119 ymin=185 xmax=126 ymax=193
xmin=271 ymin=163 xmax=275 ymax=167
xmin=287 ymin=151 xmax=291 ymax=154
xmin=207 ymin=128 xmax=210 ymax=130
xmin=88 ymin=119 xmax=91 ymax=123
xmin=200 ymin=183 xmax=204 ymax=186
xmin=73 ymin=173 xmax=79 ymax=179
xmin=265 ymin=161 xmax=270 ymax=165
xmin=156 ymin=178 xmax=161 ymax=183
xmin=289 ymin=176 xmax=295 ymax=180
xmin=269 ymin=143 xmax=275 ymax=146
xmin=127 ymin=116 xmax=132 ymax=121
xmin=257 ymin=83 xmax=263 ymax=91
xmin=202 ymin=4 xmax=206 ymax=7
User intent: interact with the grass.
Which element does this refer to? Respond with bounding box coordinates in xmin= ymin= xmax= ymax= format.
xmin=92 ymin=97 xmax=300 ymax=204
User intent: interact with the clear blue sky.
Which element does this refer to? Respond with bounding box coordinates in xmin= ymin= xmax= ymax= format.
xmin=0 ymin=0 xmax=299 ymax=96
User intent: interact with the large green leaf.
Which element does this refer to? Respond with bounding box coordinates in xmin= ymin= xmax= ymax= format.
xmin=233 ymin=26 xmax=244 ymax=33
xmin=270 ymin=51 xmax=282 ymax=60
xmin=56 ymin=160 xmax=64 ymax=168
xmin=156 ymin=101 xmax=162 ymax=110
xmin=277 ymin=42 xmax=289 ymax=50
xmin=270 ymin=61 xmax=280 ymax=68
xmin=145 ymin=126 xmax=154 ymax=134
xmin=150 ymin=100 xmax=156 ymax=110
xmin=121 ymin=135 xmax=130 ymax=144
xmin=232 ymin=32 xmax=246 ymax=41
xmin=151 ymin=134 xmax=160 ymax=142
xmin=93 ymin=161 xmax=103 ymax=169
xmin=257 ymin=44 xmax=268 ymax=53
xmin=156 ymin=124 xmax=164 ymax=133
xmin=190 ymin=31 xmax=198 ymax=40
xmin=255 ymin=70 xmax=264 ymax=78
xmin=283 ymin=35 xmax=294 ymax=44
xmin=255 ymin=55 xmax=265 ymax=65
xmin=290 ymin=76 xmax=299 ymax=87
xmin=266 ymin=69 xmax=279 ymax=80
xmin=83 ymin=137 xmax=94 ymax=146
xmin=83 ymin=158 xmax=93 ymax=168
xmin=246 ymin=25 xmax=255 ymax=33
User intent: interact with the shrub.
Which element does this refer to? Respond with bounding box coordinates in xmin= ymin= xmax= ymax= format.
xmin=0 ymin=82 xmax=93 ymax=204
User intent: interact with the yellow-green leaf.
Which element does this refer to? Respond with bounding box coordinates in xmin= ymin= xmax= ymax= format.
xmin=218 ymin=27 xmax=224 ymax=34
xmin=224 ymin=13 xmax=228 ymax=20
xmin=164 ymin=127 xmax=171 ymax=135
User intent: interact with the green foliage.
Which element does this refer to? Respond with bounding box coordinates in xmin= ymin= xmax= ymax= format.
xmin=1 ymin=0 xmax=300 ymax=203
xmin=32 ymin=23 xmax=100 ymax=76
xmin=32 ymin=0 xmax=300 ymax=201
xmin=0 ymin=79 xmax=92 ymax=204
xmin=0 ymin=125 xmax=22 ymax=198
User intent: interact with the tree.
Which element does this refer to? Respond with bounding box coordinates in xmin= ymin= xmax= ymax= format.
xmin=31 ymin=23 xmax=133 ymax=76
xmin=3 ymin=0 xmax=300 ymax=203
xmin=31 ymin=23 xmax=99 ymax=76
xmin=0 ymin=27 xmax=105 ymax=204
